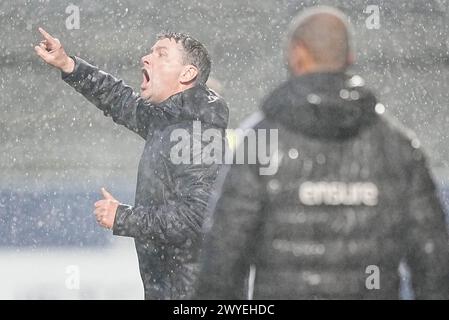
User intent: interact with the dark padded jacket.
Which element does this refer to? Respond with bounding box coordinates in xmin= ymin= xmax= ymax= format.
xmin=196 ymin=72 xmax=449 ymax=299
xmin=63 ymin=57 xmax=229 ymax=299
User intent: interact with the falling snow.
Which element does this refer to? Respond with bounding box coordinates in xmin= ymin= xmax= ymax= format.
xmin=0 ymin=0 xmax=448 ymax=299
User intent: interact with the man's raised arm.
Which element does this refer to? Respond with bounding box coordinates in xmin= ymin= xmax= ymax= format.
xmin=34 ymin=27 xmax=157 ymax=139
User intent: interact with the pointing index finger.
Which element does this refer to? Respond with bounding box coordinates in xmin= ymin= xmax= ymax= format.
xmin=38 ymin=27 xmax=56 ymax=43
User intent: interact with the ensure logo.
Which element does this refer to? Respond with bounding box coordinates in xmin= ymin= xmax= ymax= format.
xmin=299 ymin=181 xmax=378 ymax=206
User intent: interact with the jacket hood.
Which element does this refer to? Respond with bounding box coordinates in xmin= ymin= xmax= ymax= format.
xmin=159 ymin=84 xmax=229 ymax=129
xmin=261 ymin=72 xmax=379 ymax=139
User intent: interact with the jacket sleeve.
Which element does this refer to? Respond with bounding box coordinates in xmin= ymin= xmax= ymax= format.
xmin=405 ymin=150 xmax=449 ymax=299
xmin=194 ymin=162 xmax=264 ymax=299
xmin=62 ymin=56 xmax=165 ymax=139
xmin=112 ymin=156 xmax=222 ymax=245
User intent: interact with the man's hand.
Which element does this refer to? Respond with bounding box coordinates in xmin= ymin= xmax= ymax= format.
xmin=94 ymin=187 xmax=120 ymax=230
xmin=34 ymin=27 xmax=75 ymax=73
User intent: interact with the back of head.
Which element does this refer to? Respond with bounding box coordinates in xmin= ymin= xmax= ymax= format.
xmin=286 ymin=6 xmax=354 ymax=74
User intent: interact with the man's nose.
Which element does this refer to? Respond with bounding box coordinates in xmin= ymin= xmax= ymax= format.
xmin=141 ymin=55 xmax=151 ymax=66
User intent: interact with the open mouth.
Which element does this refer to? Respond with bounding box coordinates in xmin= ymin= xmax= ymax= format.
xmin=141 ymin=68 xmax=150 ymax=89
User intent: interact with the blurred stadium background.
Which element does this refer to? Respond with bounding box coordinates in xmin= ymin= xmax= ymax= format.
xmin=0 ymin=0 xmax=448 ymax=299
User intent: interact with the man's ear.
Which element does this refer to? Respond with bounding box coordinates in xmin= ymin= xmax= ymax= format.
xmin=288 ymin=42 xmax=307 ymax=75
xmin=179 ymin=65 xmax=199 ymax=84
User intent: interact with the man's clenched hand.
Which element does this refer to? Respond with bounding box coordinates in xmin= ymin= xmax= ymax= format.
xmin=34 ymin=27 xmax=75 ymax=73
xmin=94 ymin=188 xmax=120 ymax=230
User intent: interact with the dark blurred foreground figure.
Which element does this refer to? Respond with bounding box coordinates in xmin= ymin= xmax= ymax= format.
xmin=195 ymin=6 xmax=449 ymax=299
xmin=35 ymin=28 xmax=228 ymax=299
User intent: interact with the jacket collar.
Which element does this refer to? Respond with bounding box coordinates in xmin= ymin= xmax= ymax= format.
xmin=262 ymin=72 xmax=379 ymax=139
xmin=155 ymin=85 xmax=229 ymax=129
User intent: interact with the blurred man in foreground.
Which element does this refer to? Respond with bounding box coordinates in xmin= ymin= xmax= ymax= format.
xmin=35 ymin=28 xmax=228 ymax=299
xmin=195 ymin=6 xmax=449 ymax=299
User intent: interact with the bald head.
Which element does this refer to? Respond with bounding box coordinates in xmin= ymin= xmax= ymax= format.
xmin=286 ymin=6 xmax=354 ymax=75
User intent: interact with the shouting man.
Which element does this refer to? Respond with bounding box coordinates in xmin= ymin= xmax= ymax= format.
xmin=35 ymin=28 xmax=228 ymax=299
